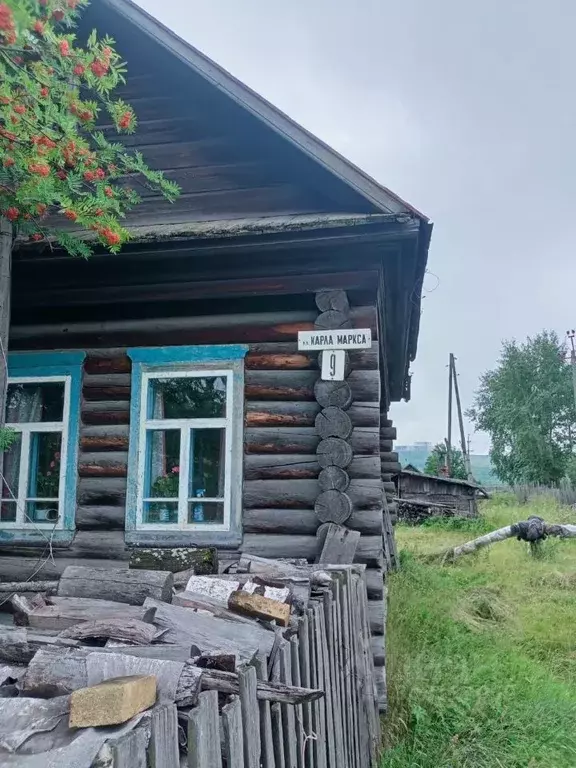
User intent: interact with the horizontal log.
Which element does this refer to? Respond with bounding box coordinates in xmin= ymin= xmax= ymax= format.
xmin=245 ymin=370 xmax=380 ymax=402
xmin=365 ymin=569 xmax=384 ymax=600
xmin=0 ymin=580 xmax=58 ymax=594
xmin=380 ymin=440 xmax=394 ymax=452
xmin=379 ymin=451 xmax=399 ymax=462
xmin=58 ymin=565 xmax=173 ymax=605
xmin=380 ymin=462 xmax=401 ymax=474
xmin=368 ymin=599 xmax=385 ymax=635
xmin=243 ymin=508 xmax=383 ymax=536
xmin=80 ymin=425 xmax=130 ymax=452
xmin=243 ymin=454 xmax=381 ymax=481
xmin=81 ymin=409 xmax=131 ymax=426
xmin=82 ymin=386 xmax=131 ymax=401
xmin=0 ymin=556 xmax=129 ymax=581
xmin=245 ymin=400 xmax=382 ymax=428
xmin=83 ymin=373 xmax=131 ymax=389
xmin=75 ymin=505 xmax=126 ymax=530
xmin=245 ymin=346 xmax=378 ymax=372
xmin=77 ymin=477 xmax=127 ymax=506
xmin=243 ymin=479 xmax=383 ymax=510
xmin=380 ymin=427 xmax=397 ymax=440
xmin=18 ymin=596 xmax=155 ymax=631
xmin=84 ymin=355 xmax=132 ymax=375
xmin=371 ymin=634 xmax=385 ymax=666
xmin=245 ymin=427 xmax=379 ymax=455
xmin=78 ymin=452 xmax=129 ymax=478
xmin=241 ymin=534 xmax=383 ymax=567
xmin=130 ymin=548 xmax=217 ymax=574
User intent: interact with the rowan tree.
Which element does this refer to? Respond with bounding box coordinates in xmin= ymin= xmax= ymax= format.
xmin=0 ymin=0 xmax=179 ymax=254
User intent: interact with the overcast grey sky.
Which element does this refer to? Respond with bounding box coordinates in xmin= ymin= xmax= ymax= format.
xmin=137 ymin=0 xmax=576 ymax=453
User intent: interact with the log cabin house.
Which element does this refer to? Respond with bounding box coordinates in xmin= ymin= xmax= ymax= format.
xmin=2 ymin=0 xmax=432 ymax=709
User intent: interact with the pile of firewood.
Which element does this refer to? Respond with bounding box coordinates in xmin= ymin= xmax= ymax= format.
xmin=0 ymin=550 xmax=379 ymax=767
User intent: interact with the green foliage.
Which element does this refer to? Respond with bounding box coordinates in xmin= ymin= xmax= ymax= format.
xmin=468 ymin=331 xmax=576 ymax=485
xmin=0 ymin=426 xmax=15 ymax=450
xmin=382 ymin=498 xmax=576 ymax=767
xmin=0 ymin=0 xmax=180 ymax=256
xmin=423 ymin=442 xmax=467 ymax=480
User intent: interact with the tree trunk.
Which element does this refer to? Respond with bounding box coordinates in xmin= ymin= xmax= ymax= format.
xmin=0 ymin=217 xmax=12 ymax=434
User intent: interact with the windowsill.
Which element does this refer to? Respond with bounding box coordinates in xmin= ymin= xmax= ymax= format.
xmin=125 ymin=530 xmax=242 ymax=549
xmin=0 ymin=529 xmax=75 ymax=546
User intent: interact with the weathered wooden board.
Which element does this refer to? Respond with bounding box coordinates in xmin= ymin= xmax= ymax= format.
xmin=21 ymin=596 xmax=154 ymax=631
xmin=317 ymin=524 xmax=360 ymax=564
xmin=148 ymin=703 xmax=180 ymax=768
xmin=187 ymin=690 xmax=223 ymax=768
xmin=222 ymin=695 xmax=245 ymax=768
xmin=239 ymin=665 xmax=261 ymax=768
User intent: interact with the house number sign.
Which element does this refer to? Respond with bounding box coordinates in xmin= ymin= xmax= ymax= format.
xmin=297 ymin=328 xmax=372 ymax=381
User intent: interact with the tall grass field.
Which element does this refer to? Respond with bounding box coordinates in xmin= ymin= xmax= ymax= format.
xmin=382 ymin=496 xmax=576 ymax=767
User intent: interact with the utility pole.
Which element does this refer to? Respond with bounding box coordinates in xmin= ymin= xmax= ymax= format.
xmin=567 ymin=331 xmax=576 ymax=422
xmin=451 ymin=353 xmax=474 ymax=481
xmin=446 ymin=353 xmax=453 ymax=475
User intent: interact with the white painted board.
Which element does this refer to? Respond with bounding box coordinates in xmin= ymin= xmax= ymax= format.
xmin=297 ymin=328 xmax=372 ymax=351
xmin=320 ymin=350 xmax=346 ymax=381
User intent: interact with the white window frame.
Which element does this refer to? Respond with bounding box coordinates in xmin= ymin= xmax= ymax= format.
xmin=2 ymin=375 xmax=70 ymax=530
xmin=136 ymin=368 xmax=234 ymax=531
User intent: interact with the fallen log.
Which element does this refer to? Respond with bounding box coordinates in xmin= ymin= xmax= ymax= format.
xmin=434 ymin=518 xmax=576 ymax=561
xmin=0 ymin=580 xmax=58 ymax=595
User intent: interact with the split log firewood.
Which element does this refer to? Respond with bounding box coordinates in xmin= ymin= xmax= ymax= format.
xmin=200 ymin=668 xmax=323 ymax=704
xmin=434 ymin=518 xmax=576 ymax=562
xmin=0 ymin=580 xmax=58 ymax=595
xmin=57 ymin=565 xmax=173 ymax=605
xmin=0 ymin=627 xmax=194 ymax=665
xmin=143 ymin=598 xmax=276 ymax=660
xmin=173 ymin=591 xmax=258 ymax=625
xmin=11 ymin=595 xmax=156 ymax=631
xmin=58 ymin=618 xmax=159 ymax=644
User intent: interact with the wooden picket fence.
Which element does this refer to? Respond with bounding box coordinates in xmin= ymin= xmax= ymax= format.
xmin=95 ymin=566 xmax=381 ymax=768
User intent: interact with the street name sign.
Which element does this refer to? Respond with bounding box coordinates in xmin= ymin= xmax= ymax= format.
xmin=297 ymin=328 xmax=372 ymax=351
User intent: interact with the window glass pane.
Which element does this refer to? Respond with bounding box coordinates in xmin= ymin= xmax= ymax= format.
xmin=188 ymin=501 xmax=224 ymax=525
xmin=26 ymin=502 xmax=59 ymax=524
xmin=189 ymin=429 xmax=225 ymax=499
xmin=145 ymin=429 xmax=180 ymax=499
xmin=6 ymin=382 xmax=64 ymax=423
xmin=0 ymin=502 xmax=16 ymax=523
xmin=28 ymin=432 xmax=61 ymax=500
xmin=143 ymin=501 xmax=178 ymax=525
xmin=147 ymin=376 xmax=227 ymax=420
xmin=1 ymin=432 xmax=21 ymax=501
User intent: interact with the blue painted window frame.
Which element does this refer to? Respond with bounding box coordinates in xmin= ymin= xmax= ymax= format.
xmin=126 ymin=345 xmax=248 ymax=548
xmin=3 ymin=351 xmax=85 ymax=545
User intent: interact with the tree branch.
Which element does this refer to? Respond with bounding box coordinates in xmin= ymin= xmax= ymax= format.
xmin=432 ymin=520 xmax=576 ymax=563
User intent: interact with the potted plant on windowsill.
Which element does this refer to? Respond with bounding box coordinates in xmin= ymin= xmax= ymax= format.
xmin=150 ymin=467 xmax=179 ymax=523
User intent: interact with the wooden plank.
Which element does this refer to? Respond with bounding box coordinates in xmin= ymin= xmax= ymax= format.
xmin=238 ymin=665 xmax=260 ymax=768
xmin=279 ymin=641 xmax=298 ymax=768
xmin=57 ymin=566 xmax=173 ymax=605
xmin=339 ymin=582 xmax=354 ymax=768
xmin=317 ymin=592 xmax=337 ymax=766
xmin=298 ymin=614 xmax=312 ymax=768
xmin=254 ymin=654 xmax=275 ymax=768
xmin=345 ymin=574 xmax=361 ymax=768
xmin=109 ymin=727 xmax=149 ymax=768
xmin=187 ymin=690 xmax=222 ymax=768
xmin=148 ymin=703 xmax=180 ymax=768
xmin=317 ymin=524 xmax=361 ymax=564
xmin=313 ymin=604 xmax=327 ymax=768
xmin=290 ymin=636 xmax=305 ymax=768
xmin=222 ymin=696 xmax=245 ymax=768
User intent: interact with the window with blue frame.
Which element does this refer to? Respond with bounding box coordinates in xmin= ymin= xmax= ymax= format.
xmin=1 ymin=352 xmax=84 ymax=538
xmin=126 ymin=346 xmax=247 ymax=546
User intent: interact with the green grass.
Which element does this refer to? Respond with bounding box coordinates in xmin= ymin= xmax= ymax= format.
xmin=382 ymin=496 xmax=576 ymax=767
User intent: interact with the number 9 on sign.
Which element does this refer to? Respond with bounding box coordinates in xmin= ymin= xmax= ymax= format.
xmin=320 ymin=349 xmax=346 ymax=381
